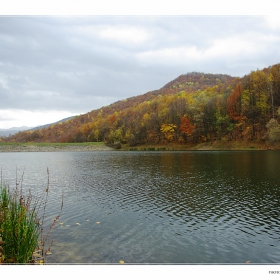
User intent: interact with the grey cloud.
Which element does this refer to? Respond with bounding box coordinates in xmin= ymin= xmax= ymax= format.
xmin=0 ymin=82 xmax=12 ymax=106
xmin=0 ymin=16 xmax=279 ymax=114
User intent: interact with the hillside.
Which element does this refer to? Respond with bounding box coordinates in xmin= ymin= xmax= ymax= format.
xmin=1 ymin=63 xmax=280 ymax=147
xmin=29 ymin=116 xmax=75 ymax=131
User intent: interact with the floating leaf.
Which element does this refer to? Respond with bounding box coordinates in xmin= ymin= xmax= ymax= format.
xmin=119 ymin=260 xmax=125 ymax=264
xmin=46 ymin=251 xmax=52 ymax=255
xmin=96 ymin=221 xmax=100 ymax=224
xmin=76 ymin=223 xmax=81 ymax=225
xmin=33 ymin=253 xmax=42 ymax=258
xmin=87 ymin=220 xmax=90 ymax=222
xmin=59 ymin=222 xmax=63 ymax=225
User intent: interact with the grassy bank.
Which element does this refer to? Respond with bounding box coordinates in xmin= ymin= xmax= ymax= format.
xmin=1 ymin=140 xmax=280 ymax=152
xmin=0 ymin=141 xmax=105 ymax=147
xmin=0 ymin=142 xmax=113 ymax=152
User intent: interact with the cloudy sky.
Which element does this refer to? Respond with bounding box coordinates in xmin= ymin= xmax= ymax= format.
xmin=1 ymin=1 xmax=280 ymax=129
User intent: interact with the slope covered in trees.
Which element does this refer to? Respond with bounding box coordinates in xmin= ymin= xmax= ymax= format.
xmin=2 ymin=64 xmax=280 ymax=146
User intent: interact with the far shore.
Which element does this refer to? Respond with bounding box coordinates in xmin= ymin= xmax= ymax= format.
xmin=125 ymin=141 xmax=280 ymax=151
xmin=1 ymin=140 xmax=280 ymax=152
xmin=0 ymin=142 xmax=114 ymax=152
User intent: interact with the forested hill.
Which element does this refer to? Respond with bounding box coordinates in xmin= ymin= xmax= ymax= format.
xmin=161 ymin=72 xmax=235 ymax=90
xmin=2 ymin=63 xmax=280 ymax=146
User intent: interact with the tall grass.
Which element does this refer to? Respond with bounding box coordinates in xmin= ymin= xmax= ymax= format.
xmin=0 ymin=169 xmax=63 ymax=264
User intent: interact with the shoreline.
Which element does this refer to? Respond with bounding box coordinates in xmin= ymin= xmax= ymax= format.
xmin=0 ymin=143 xmax=114 ymax=152
xmin=122 ymin=140 xmax=280 ymax=151
xmin=1 ymin=140 xmax=280 ymax=152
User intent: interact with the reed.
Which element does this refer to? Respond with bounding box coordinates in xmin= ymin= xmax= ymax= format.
xmin=0 ymin=169 xmax=63 ymax=264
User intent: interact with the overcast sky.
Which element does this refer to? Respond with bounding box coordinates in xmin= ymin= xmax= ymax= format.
xmin=1 ymin=3 xmax=280 ymax=128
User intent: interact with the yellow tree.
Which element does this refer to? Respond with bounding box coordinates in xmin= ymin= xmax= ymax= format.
xmin=160 ymin=124 xmax=177 ymax=142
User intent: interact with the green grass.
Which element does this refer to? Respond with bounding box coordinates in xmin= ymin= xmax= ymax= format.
xmin=0 ymin=141 xmax=105 ymax=147
xmin=0 ymin=170 xmax=63 ymax=264
xmin=35 ymin=142 xmax=105 ymax=146
xmin=0 ymin=184 xmax=39 ymax=263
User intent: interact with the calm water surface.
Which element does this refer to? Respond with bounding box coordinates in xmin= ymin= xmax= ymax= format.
xmin=0 ymin=151 xmax=279 ymax=263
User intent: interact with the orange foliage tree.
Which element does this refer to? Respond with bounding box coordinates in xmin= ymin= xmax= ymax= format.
xmin=180 ymin=116 xmax=195 ymax=136
xmin=227 ymin=83 xmax=242 ymax=122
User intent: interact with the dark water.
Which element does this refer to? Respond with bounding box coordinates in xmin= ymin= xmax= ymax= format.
xmin=0 ymin=151 xmax=279 ymax=263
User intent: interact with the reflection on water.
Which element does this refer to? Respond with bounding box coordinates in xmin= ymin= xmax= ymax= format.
xmin=0 ymin=151 xmax=279 ymax=263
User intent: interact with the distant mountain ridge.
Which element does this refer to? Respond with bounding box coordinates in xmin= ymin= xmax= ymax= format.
xmin=0 ymin=126 xmax=31 ymax=131
xmin=0 ymin=126 xmax=32 ymax=137
xmin=0 ymin=116 xmax=75 ymax=137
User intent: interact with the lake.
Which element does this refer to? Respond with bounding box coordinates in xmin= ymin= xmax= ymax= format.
xmin=0 ymin=150 xmax=279 ymax=264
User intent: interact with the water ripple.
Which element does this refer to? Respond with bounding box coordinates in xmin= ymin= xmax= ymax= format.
xmin=1 ymin=151 xmax=280 ymax=263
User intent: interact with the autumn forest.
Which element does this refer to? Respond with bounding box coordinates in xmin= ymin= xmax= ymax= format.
xmin=2 ymin=63 xmax=280 ymax=147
